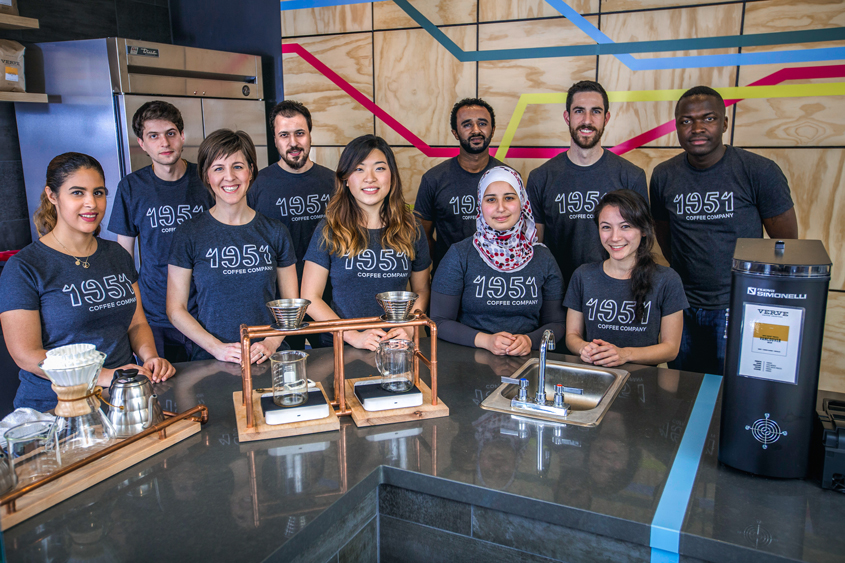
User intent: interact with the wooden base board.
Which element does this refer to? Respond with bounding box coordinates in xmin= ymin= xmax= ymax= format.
xmin=1 ymin=418 xmax=200 ymax=531
xmin=234 ymin=382 xmax=340 ymax=442
xmin=345 ymin=376 xmax=449 ymax=427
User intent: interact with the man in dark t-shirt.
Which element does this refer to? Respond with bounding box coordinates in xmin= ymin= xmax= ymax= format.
xmin=109 ymin=101 xmax=213 ymax=362
xmin=650 ymin=86 xmax=798 ymax=375
xmin=248 ymin=100 xmax=335 ymax=348
xmin=527 ymin=81 xmax=648 ymax=284
xmin=414 ymin=98 xmax=504 ymax=270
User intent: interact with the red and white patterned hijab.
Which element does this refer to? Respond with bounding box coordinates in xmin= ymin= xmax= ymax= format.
xmin=472 ymin=166 xmax=538 ymax=273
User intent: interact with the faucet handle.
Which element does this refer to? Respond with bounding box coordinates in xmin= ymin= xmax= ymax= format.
xmin=553 ymin=384 xmax=565 ymax=408
xmin=542 ymin=329 xmax=555 ymax=350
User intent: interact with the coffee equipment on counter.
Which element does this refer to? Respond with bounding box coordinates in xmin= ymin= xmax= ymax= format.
xmin=107 ymin=368 xmax=165 ymax=438
xmin=720 ymin=239 xmax=832 ymax=478
xmin=0 ymin=438 xmax=18 ymax=494
xmin=376 ymin=291 xmax=418 ymax=323
xmin=270 ymin=351 xmax=310 ymax=408
xmin=38 ymin=344 xmax=115 ymax=463
xmin=376 ymin=339 xmax=415 ymax=393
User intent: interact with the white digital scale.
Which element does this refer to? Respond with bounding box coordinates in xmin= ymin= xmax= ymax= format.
xmin=353 ymin=378 xmax=423 ymax=412
xmin=261 ymin=383 xmax=330 ymax=425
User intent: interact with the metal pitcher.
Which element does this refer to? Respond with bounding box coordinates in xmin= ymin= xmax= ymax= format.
xmin=107 ymin=369 xmax=165 ymax=438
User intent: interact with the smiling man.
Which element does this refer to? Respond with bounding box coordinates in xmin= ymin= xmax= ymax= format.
xmin=526 ymin=81 xmax=648 ymax=284
xmin=414 ymin=98 xmax=504 ymax=271
xmin=650 ymin=86 xmax=798 ymax=375
xmin=109 ymin=101 xmax=213 ymax=362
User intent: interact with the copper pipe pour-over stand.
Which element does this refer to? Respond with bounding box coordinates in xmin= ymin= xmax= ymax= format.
xmin=239 ymin=311 xmax=442 ymax=430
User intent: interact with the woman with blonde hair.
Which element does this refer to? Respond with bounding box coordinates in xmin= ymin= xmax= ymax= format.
xmin=0 ymin=153 xmax=174 ymax=411
xmin=302 ymin=135 xmax=431 ymax=350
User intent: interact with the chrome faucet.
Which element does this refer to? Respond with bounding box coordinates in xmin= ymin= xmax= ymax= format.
xmin=536 ymin=330 xmax=555 ymax=405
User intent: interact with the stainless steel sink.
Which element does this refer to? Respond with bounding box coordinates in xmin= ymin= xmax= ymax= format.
xmin=480 ymin=358 xmax=629 ymax=427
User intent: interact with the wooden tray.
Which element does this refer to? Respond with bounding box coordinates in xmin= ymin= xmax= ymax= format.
xmin=1 ymin=417 xmax=200 ymax=531
xmin=233 ymin=382 xmax=340 ymax=442
xmin=345 ymin=376 xmax=449 ymax=427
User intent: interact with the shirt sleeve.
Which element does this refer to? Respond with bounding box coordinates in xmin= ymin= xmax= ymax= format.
xmin=526 ymin=168 xmax=546 ymax=225
xmin=0 ymin=255 xmax=40 ymax=313
xmin=629 ymin=167 xmax=649 ymax=203
xmin=538 ymin=249 xmax=564 ymax=301
xmin=274 ymin=223 xmax=297 ymax=268
xmin=562 ymin=267 xmax=585 ymax=312
xmin=303 ymin=224 xmax=332 ymax=269
xmin=107 ymin=177 xmax=138 ymax=237
xmin=754 ymin=158 xmax=794 ymax=220
xmin=413 ymin=174 xmax=435 ymax=221
xmin=430 ymin=290 xmax=480 ymax=348
xmin=167 ymin=222 xmax=195 ymax=269
xmin=411 ymin=223 xmax=432 ymax=271
xmin=430 ymin=245 xmax=465 ymax=296
xmin=649 ymin=168 xmax=669 ymax=222
xmin=114 ymin=243 xmax=139 ymax=284
xmin=659 ymin=268 xmax=690 ymax=316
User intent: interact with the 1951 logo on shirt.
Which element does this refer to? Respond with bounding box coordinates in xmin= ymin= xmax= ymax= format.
xmin=205 ymin=245 xmax=274 ymax=274
xmin=585 ymin=298 xmax=651 ymax=331
xmin=344 ymin=249 xmax=409 ymax=278
xmin=147 ymin=205 xmax=205 ymax=232
xmin=555 ymin=191 xmax=604 ymax=219
xmin=63 ymin=274 xmax=137 ymax=312
xmin=276 ymin=195 xmax=330 ymax=221
xmin=673 ymin=191 xmax=734 ymax=221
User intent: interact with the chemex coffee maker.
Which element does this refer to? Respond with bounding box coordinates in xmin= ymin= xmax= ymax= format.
xmin=234 ymin=292 xmax=449 ymax=443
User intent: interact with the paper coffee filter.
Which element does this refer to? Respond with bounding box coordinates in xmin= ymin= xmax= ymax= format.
xmin=39 ymin=348 xmax=107 ymax=388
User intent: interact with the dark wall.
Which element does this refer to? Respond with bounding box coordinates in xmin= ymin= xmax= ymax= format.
xmin=0 ymin=0 xmax=173 ymax=416
xmin=170 ymin=0 xmax=283 ymax=163
xmin=0 ymin=0 xmax=172 ymax=253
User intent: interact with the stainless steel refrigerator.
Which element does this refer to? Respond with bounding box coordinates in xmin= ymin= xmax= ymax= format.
xmin=14 ymin=37 xmax=268 ymax=243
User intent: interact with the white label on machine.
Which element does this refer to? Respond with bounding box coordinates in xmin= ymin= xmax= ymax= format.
xmin=738 ymin=303 xmax=804 ymax=384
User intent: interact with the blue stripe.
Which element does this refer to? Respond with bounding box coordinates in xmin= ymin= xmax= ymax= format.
xmin=280 ymin=0 xmax=845 ymax=68
xmin=650 ymin=373 xmax=722 ymax=561
xmin=280 ymin=0 xmax=371 ymax=10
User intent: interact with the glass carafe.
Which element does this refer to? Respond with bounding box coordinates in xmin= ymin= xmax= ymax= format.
xmin=376 ymin=339 xmax=415 ymax=392
xmin=270 ymin=351 xmax=309 ymax=407
xmin=52 ymin=382 xmax=116 ymax=464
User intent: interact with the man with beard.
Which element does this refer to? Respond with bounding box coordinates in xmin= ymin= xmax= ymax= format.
xmin=249 ymin=101 xmax=335 ymax=348
xmin=526 ymin=81 xmax=647 ymax=283
xmin=249 ymin=100 xmax=334 ymax=279
xmin=109 ymin=101 xmax=213 ymax=361
xmin=414 ymin=98 xmax=504 ymax=270
xmin=650 ymin=86 xmax=796 ymax=375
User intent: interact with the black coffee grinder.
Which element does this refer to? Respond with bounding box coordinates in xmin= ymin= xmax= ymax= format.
xmin=720 ymin=239 xmax=831 ymax=478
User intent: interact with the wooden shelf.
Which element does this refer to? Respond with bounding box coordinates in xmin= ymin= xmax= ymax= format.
xmin=0 ymin=13 xmax=39 ymax=30
xmin=0 ymin=91 xmax=48 ymax=103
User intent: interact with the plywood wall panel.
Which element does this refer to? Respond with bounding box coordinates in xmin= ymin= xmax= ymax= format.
xmin=281 ymin=2 xmax=372 ymax=37
xmin=478 ymin=17 xmax=598 ymax=147
xmin=373 ymin=0 xmax=477 ymax=30
xmin=598 ymin=4 xmax=741 ymax=148
xmin=748 ymin=148 xmax=845 ymax=291
xmin=309 ymin=147 xmax=344 ymax=177
xmin=390 ymin=147 xmax=451 ymax=205
xmin=820 ymin=291 xmax=845 ymax=393
xmin=374 ymin=26 xmax=478 ymax=146
xmin=282 ymin=34 xmax=375 ymax=146
xmin=602 ymin=0 xmax=739 ymax=11
xmin=733 ymin=0 xmax=845 ymax=147
xmin=479 ymin=0 xmax=596 ymax=21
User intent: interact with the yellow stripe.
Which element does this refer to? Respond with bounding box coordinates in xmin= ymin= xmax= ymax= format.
xmin=495 ymin=82 xmax=845 ymax=159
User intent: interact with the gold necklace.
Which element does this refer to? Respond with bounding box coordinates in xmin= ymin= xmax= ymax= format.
xmin=51 ymin=231 xmax=94 ymax=268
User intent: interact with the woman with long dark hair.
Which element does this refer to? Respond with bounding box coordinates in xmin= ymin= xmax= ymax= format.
xmin=564 ymin=190 xmax=687 ymax=366
xmin=167 ymin=129 xmax=299 ymax=363
xmin=301 ymin=135 xmax=431 ymax=350
xmin=430 ymin=166 xmax=565 ymax=355
xmin=0 ymin=153 xmax=175 ymax=411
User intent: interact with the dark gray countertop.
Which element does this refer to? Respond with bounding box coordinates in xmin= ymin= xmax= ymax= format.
xmin=3 ymin=341 xmax=843 ymax=562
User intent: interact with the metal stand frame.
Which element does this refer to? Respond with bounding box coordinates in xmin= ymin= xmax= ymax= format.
xmin=239 ymin=312 xmax=439 ymax=429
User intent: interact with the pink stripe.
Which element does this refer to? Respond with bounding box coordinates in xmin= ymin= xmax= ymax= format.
xmin=282 ymin=43 xmax=845 ymax=159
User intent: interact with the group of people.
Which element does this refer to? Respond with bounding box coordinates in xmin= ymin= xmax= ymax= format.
xmin=0 ymin=79 xmax=798 ymax=412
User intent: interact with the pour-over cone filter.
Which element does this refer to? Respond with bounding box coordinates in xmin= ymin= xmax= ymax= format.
xmin=39 ymin=344 xmax=106 ymax=388
xmin=376 ymin=291 xmax=418 ymax=321
xmin=266 ymin=299 xmax=311 ymax=329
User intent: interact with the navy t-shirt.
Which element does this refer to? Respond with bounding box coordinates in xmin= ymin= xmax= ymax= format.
xmin=0 ymin=239 xmax=138 ymax=409
xmin=303 ymin=219 xmax=431 ymax=320
xmin=247 ymin=162 xmax=335 ymax=265
xmin=526 ymin=151 xmax=648 ymax=283
xmin=649 ymin=146 xmax=794 ymax=309
xmin=563 ymin=262 xmax=689 ymax=348
xmin=432 ymin=238 xmax=564 ymax=336
xmin=413 ymin=157 xmax=504 ymax=269
xmin=168 ymin=212 xmax=296 ymax=359
xmin=108 ymin=162 xmax=213 ymax=327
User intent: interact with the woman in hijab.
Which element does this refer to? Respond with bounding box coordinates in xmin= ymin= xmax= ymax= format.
xmin=430 ymin=166 xmax=564 ymax=355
